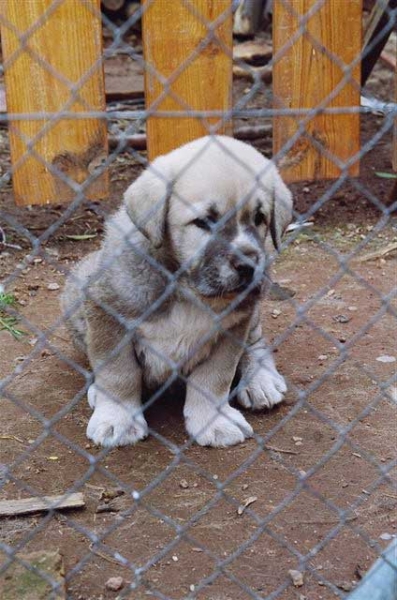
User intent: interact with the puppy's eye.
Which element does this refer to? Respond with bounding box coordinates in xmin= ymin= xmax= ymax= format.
xmin=254 ymin=210 xmax=267 ymax=227
xmin=191 ymin=217 xmax=215 ymax=231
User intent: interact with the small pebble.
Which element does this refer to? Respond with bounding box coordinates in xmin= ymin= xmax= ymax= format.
xmin=337 ymin=582 xmax=353 ymax=592
xmin=380 ymin=532 xmax=395 ymax=541
xmin=333 ymin=314 xmax=350 ymax=323
xmin=179 ymin=479 xmax=189 ymax=489
xmin=376 ymin=355 xmax=396 ymax=363
xmin=47 ymin=282 xmax=60 ymax=291
xmin=288 ymin=569 xmax=304 ymax=587
xmin=172 ymin=555 xmax=178 ymax=562
xmin=105 ymin=576 xmax=124 ymax=591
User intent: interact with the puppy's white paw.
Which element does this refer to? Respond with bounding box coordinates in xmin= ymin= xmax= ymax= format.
xmin=237 ymin=367 xmax=287 ymax=410
xmin=185 ymin=404 xmax=253 ymax=447
xmin=87 ymin=398 xmax=148 ymax=448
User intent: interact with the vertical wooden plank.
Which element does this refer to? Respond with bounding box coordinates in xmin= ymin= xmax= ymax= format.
xmin=142 ymin=0 xmax=233 ymax=161
xmin=0 ymin=0 xmax=108 ymax=206
xmin=273 ymin=0 xmax=362 ymax=182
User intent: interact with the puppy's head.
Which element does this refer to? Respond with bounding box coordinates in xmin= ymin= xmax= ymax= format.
xmin=124 ymin=136 xmax=292 ymax=298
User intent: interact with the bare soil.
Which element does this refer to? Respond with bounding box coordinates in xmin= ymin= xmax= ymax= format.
xmin=0 ymin=30 xmax=396 ymax=600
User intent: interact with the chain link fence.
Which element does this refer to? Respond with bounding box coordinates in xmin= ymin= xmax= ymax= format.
xmin=0 ymin=1 xmax=396 ymax=599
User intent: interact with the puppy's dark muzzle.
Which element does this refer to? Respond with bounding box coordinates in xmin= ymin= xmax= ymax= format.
xmin=231 ymin=251 xmax=259 ymax=287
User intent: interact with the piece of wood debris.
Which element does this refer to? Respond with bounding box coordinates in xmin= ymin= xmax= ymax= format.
xmin=0 ymin=492 xmax=85 ymax=517
xmin=237 ymin=495 xmax=257 ymax=515
xmin=233 ymin=64 xmax=272 ymax=83
xmin=104 ymin=58 xmax=144 ymax=102
xmin=234 ymin=124 xmax=272 ymax=141
xmin=0 ymin=550 xmax=65 ymax=600
xmin=233 ymin=0 xmax=264 ymax=36
xmin=380 ymin=50 xmax=397 ymax=69
xmin=289 ymin=569 xmax=304 ymax=587
xmin=358 ymin=242 xmax=397 ymax=262
xmin=0 ymin=434 xmax=25 ymax=444
xmin=108 ymin=133 xmax=147 ymax=151
xmin=233 ymin=40 xmax=272 ymax=64
xmin=264 ymin=444 xmax=299 ymax=455
xmin=102 ymin=0 xmax=124 ymax=10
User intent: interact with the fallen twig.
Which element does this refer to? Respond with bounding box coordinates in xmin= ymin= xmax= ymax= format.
xmin=264 ymin=445 xmax=299 ymax=455
xmin=0 ymin=434 xmax=25 ymax=444
xmin=358 ymin=242 xmax=397 ymax=262
xmin=89 ymin=544 xmax=126 ymax=566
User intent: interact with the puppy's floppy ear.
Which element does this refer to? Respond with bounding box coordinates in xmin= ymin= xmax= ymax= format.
xmin=269 ymin=168 xmax=293 ymax=252
xmin=124 ymin=157 xmax=172 ymax=248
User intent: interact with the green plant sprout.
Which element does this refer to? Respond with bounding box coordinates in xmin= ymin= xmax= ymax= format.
xmin=0 ymin=292 xmax=26 ymax=340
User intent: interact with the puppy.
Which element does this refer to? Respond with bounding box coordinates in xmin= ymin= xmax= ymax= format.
xmin=61 ymin=135 xmax=293 ymax=448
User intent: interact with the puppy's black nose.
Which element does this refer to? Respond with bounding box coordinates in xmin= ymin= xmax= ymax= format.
xmin=231 ymin=251 xmax=258 ymax=284
xmin=235 ymin=262 xmax=255 ymax=283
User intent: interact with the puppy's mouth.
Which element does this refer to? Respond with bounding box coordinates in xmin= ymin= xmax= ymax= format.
xmin=229 ymin=282 xmax=262 ymax=297
xmin=202 ymin=281 xmax=263 ymax=300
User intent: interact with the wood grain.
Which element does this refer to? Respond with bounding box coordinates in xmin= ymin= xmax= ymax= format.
xmin=142 ymin=0 xmax=233 ymax=161
xmin=0 ymin=0 xmax=108 ymax=205
xmin=273 ymin=0 xmax=362 ymax=182
xmin=0 ymin=492 xmax=85 ymax=517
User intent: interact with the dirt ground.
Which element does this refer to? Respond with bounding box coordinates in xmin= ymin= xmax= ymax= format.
xmin=0 ymin=22 xmax=397 ymax=600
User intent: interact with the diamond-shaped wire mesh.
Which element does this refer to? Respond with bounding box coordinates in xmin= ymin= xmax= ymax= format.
xmin=0 ymin=1 xmax=396 ymax=599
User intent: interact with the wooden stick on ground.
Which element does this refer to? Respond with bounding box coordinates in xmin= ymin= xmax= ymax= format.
xmin=0 ymin=493 xmax=85 ymax=518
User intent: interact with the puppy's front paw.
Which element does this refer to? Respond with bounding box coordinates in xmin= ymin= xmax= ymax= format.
xmin=185 ymin=404 xmax=253 ymax=447
xmin=237 ymin=366 xmax=287 ymax=410
xmin=87 ymin=396 xmax=148 ymax=448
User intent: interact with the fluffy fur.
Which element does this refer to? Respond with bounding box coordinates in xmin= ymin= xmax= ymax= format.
xmin=61 ymin=135 xmax=293 ymax=448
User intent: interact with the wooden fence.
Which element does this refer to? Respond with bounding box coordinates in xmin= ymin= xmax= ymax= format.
xmin=0 ymin=0 xmax=394 ymax=206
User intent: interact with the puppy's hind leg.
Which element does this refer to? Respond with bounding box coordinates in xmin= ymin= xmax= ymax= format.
xmin=85 ymin=303 xmax=148 ymax=448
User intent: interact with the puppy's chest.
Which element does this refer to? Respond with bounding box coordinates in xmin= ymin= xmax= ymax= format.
xmin=135 ymin=302 xmax=241 ymax=384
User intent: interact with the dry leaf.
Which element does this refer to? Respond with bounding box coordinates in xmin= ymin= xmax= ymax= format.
xmin=237 ymin=495 xmax=257 ymax=515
